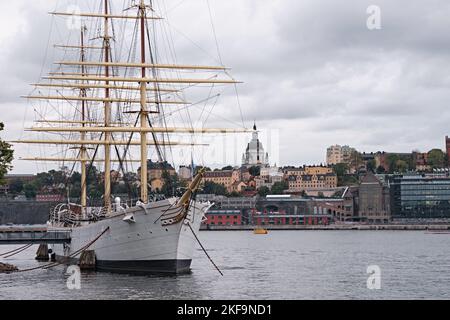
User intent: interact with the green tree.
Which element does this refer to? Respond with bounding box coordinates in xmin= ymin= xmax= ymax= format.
xmin=32 ymin=169 xmax=68 ymax=191
xmin=349 ymin=151 xmax=364 ymax=171
xmin=271 ymin=181 xmax=288 ymax=195
xmin=342 ymin=175 xmax=359 ymax=185
xmin=221 ymin=166 xmax=233 ymax=171
xmin=366 ymin=159 xmax=376 ymax=173
xmin=8 ymin=179 xmax=24 ymax=194
xmin=229 ymin=191 xmax=241 ymax=197
xmin=376 ymin=165 xmax=386 ymax=174
xmin=333 ymin=163 xmax=353 ymax=186
xmin=258 ymin=186 xmax=270 ymax=197
xmin=202 ymin=181 xmax=227 ymax=196
xmin=317 ymin=192 xmax=325 ymax=198
xmin=427 ymin=149 xmax=445 ymax=169
xmin=112 ymin=183 xmax=129 ymax=195
xmin=332 ymin=163 xmax=349 ymax=177
xmin=385 ymin=153 xmax=414 ymax=173
xmin=248 ymin=166 xmax=261 ymax=177
xmin=396 ymin=160 xmax=409 ymax=173
xmin=332 ymin=189 xmax=344 ymax=198
xmin=69 ymin=182 xmax=82 ymax=199
xmin=194 ymin=166 xmax=211 ymax=175
xmin=70 ymin=172 xmax=82 ymax=185
xmin=23 ymin=184 xmax=36 ymax=199
xmin=0 ymin=122 xmax=14 ymax=184
xmin=161 ymin=170 xmax=180 ymax=197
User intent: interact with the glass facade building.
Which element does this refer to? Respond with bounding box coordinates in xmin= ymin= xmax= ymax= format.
xmin=388 ymin=174 xmax=450 ymax=218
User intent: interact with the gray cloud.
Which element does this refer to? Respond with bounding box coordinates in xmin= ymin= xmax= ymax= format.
xmin=1 ymin=0 xmax=450 ymax=173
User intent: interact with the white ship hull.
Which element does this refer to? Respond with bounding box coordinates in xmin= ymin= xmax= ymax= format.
xmin=50 ymin=198 xmax=210 ymax=274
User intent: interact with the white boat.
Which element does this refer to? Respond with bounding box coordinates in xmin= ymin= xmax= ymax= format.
xmin=13 ymin=0 xmax=244 ymax=274
xmin=50 ymin=198 xmax=212 ymax=274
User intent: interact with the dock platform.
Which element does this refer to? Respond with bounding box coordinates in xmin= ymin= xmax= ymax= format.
xmin=0 ymin=227 xmax=71 ymax=245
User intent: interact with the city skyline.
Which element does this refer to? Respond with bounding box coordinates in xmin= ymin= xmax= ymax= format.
xmin=1 ymin=0 xmax=450 ymax=174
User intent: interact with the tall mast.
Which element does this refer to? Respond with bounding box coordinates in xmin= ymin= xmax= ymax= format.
xmin=104 ymin=0 xmax=112 ymax=211
xmin=17 ymin=3 xmax=245 ymax=199
xmin=139 ymin=0 xmax=148 ymax=203
xmin=80 ymin=26 xmax=88 ymax=212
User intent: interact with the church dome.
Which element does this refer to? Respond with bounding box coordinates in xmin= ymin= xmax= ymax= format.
xmin=242 ymin=123 xmax=269 ymax=167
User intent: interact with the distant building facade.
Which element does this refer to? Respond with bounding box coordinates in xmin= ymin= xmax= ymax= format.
xmin=138 ymin=160 xmax=177 ymax=192
xmin=178 ymin=165 xmax=192 ymax=180
xmin=256 ymin=166 xmax=283 ymax=190
xmin=283 ymin=166 xmax=337 ymax=192
xmin=242 ymin=124 xmax=269 ymax=168
xmin=146 ymin=161 xmax=176 ymax=180
xmin=358 ymin=173 xmax=390 ymax=223
xmin=203 ymin=170 xmax=240 ymax=193
xmin=204 ymin=210 xmax=242 ymax=226
xmin=326 ymin=145 xmax=356 ymax=165
xmin=388 ymin=173 xmax=450 ymax=219
xmin=198 ymin=195 xmax=256 ymax=225
xmin=412 ymin=152 xmax=432 ymax=172
xmin=254 ymin=195 xmax=333 ymax=225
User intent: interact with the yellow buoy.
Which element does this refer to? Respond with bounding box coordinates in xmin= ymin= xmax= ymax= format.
xmin=253 ymin=228 xmax=268 ymax=235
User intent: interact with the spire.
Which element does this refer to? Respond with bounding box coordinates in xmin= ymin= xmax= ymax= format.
xmin=253 ymin=122 xmax=257 ymax=131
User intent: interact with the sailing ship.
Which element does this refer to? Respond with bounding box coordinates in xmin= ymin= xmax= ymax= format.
xmin=12 ymin=0 xmax=246 ymax=274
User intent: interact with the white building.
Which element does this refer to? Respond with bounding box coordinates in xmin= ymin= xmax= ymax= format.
xmin=256 ymin=166 xmax=283 ymax=189
xmin=178 ymin=165 xmax=192 ymax=180
xmin=242 ymin=123 xmax=269 ymax=168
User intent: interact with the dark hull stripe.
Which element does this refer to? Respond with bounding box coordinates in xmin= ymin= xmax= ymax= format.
xmin=54 ymin=255 xmax=192 ymax=275
xmin=96 ymin=259 xmax=192 ymax=275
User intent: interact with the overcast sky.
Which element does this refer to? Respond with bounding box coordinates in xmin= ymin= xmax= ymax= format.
xmin=1 ymin=0 xmax=450 ymax=174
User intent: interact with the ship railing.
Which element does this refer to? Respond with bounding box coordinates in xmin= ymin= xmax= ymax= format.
xmin=111 ymin=195 xmax=168 ymax=212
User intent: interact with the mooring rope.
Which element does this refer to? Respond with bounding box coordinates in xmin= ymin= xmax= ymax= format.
xmin=1 ymin=231 xmax=49 ymax=258
xmin=0 ymin=244 xmax=33 ymax=257
xmin=2 ymin=244 xmax=34 ymax=259
xmin=187 ymin=222 xmax=223 ymax=277
xmin=15 ymin=227 xmax=110 ymax=273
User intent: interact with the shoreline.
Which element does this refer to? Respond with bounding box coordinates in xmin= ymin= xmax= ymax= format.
xmin=200 ymin=224 xmax=450 ymax=231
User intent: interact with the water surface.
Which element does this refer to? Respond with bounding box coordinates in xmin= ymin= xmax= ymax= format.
xmin=1 ymin=231 xmax=449 ymax=300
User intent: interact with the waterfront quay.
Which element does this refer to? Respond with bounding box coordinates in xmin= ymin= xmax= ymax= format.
xmin=201 ymin=224 xmax=450 ymax=231
xmin=0 ymin=226 xmax=70 ymax=244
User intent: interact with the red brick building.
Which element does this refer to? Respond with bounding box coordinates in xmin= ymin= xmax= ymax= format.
xmin=204 ymin=210 xmax=242 ymax=226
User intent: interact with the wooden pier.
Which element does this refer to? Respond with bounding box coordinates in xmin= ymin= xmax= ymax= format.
xmin=0 ymin=227 xmax=71 ymax=245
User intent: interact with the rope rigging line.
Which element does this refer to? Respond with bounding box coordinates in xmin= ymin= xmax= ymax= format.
xmin=187 ymin=222 xmax=223 ymax=277
xmin=2 ymin=244 xmax=34 ymax=259
xmin=182 ymin=188 xmax=223 ymax=276
xmin=158 ymin=0 xmax=195 ymax=140
xmin=206 ymin=0 xmax=223 ymax=66
xmin=14 ymin=227 xmax=110 ymax=273
xmin=144 ymin=10 xmax=167 ymax=163
xmin=0 ymin=244 xmax=33 ymax=258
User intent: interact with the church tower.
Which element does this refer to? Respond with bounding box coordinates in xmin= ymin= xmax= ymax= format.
xmin=242 ymin=123 xmax=269 ymax=168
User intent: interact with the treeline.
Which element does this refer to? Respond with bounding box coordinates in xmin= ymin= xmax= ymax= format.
xmin=7 ymin=167 xmax=139 ymax=201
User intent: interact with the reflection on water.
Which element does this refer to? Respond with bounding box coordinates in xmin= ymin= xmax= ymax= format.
xmin=1 ymin=231 xmax=450 ymax=300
